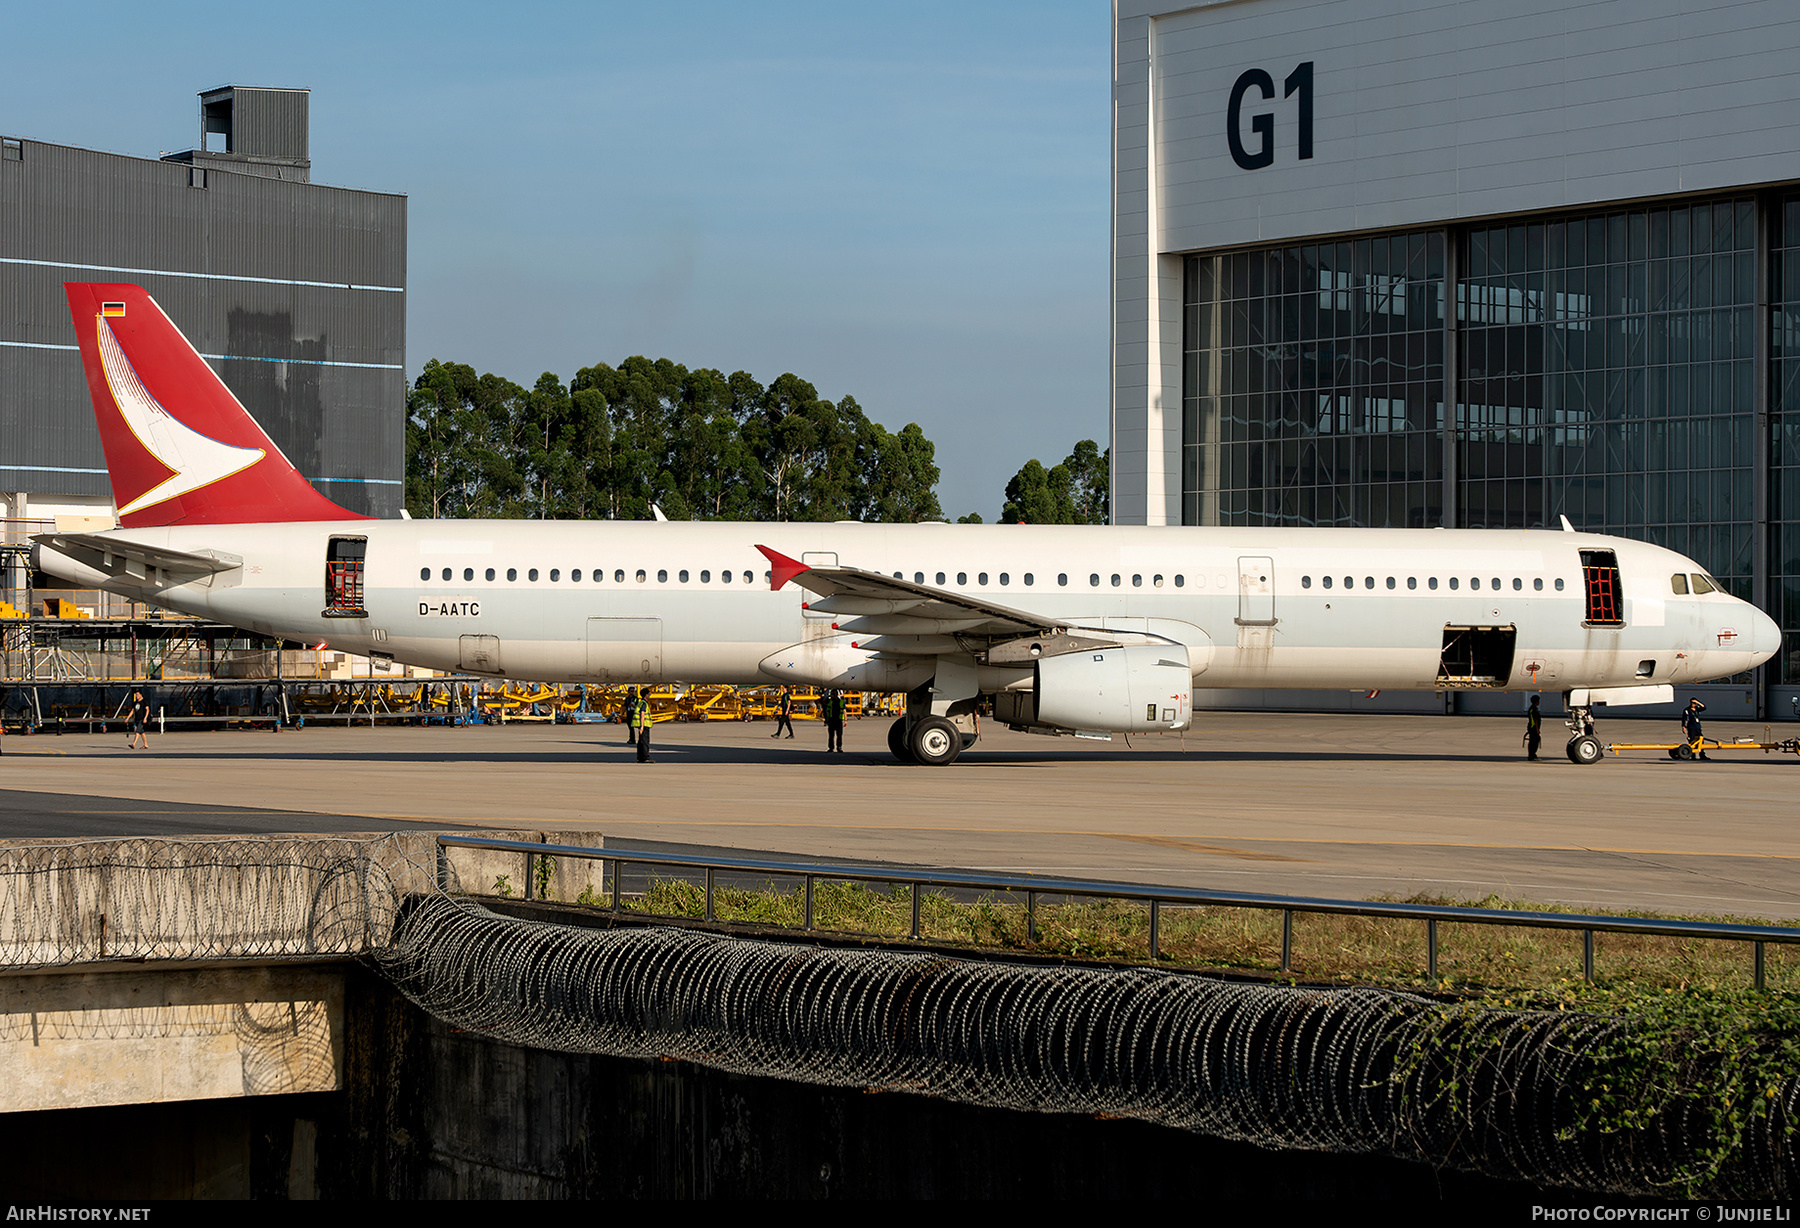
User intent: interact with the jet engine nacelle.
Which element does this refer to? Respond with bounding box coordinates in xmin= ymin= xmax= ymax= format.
xmin=1002 ymin=644 xmax=1192 ymax=733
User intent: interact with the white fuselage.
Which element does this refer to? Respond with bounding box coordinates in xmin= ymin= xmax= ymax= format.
xmin=44 ymin=521 xmax=1781 ymax=696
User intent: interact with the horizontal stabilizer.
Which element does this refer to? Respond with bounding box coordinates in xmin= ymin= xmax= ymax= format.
xmin=33 ymin=531 xmax=242 ymax=580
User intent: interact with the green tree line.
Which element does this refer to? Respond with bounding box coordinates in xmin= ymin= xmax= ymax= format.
xmin=406 ymin=357 xmax=944 ymax=523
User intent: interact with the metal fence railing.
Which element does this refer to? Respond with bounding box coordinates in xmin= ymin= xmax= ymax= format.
xmin=438 ymin=835 xmax=1800 ymax=990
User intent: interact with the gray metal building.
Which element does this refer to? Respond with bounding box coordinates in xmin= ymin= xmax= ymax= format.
xmin=0 ymin=86 xmax=406 ymax=528
xmin=1111 ymin=0 xmax=1800 ymax=717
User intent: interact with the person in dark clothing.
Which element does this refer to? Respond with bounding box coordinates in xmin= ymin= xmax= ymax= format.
xmin=621 ymin=687 xmax=639 ymax=745
xmin=127 ymin=690 xmax=149 ymax=750
xmin=1524 ymin=695 xmax=1542 ymax=760
xmin=822 ymin=688 xmax=846 ymax=753
xmin=772 ymin=687 xmax=795 ymax=739
xmin=1682 ymin=698 xmax=1708 ymax=760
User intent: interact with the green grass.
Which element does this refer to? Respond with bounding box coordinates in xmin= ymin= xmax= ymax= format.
xmin=605 ymin=877 xmax=1799 ymax=995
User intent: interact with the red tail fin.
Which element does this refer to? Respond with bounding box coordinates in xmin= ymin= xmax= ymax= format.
xmin=64 ymin=283 xmax=368 ymax=527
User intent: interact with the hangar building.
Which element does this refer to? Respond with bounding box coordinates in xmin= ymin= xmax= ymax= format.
xmin=1111 ymin=0 xmax=1800 ymax=716
xmin=0 ymin=85 xmax=406 ymax=536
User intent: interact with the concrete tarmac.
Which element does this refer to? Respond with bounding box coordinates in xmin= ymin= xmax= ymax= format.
xmin=1 ymin=712 xmax=1797 ymax=919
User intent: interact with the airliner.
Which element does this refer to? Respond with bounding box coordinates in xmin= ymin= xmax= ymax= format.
xmin=30 ymin=283 xmax=1781 ymax=766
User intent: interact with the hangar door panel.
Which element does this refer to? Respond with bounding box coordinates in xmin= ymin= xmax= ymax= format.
xmin=587 ymin=618 xmax=663 ymax=682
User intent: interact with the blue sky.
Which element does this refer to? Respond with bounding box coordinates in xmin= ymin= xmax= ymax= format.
xmin=4 ymin=1 xmax=1111 ymax=520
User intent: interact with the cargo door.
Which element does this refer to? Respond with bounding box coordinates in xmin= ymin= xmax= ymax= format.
xmin=459 ymin=634 xmax=502 ymax=675
xmin=587 ymin=618 xmax=662 ymax=682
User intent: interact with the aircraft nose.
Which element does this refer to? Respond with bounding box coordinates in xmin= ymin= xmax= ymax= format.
xmin=1752 ymin=605 xmax=1782 ymax=665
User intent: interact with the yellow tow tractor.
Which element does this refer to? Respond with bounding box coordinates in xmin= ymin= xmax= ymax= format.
xmin=1605 ymin=728 xmax=1800 ymax=761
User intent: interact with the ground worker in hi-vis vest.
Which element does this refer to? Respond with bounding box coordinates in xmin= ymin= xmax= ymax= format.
xmin=632 ymin=690 xmax=654 ymax=763
xmin=822 ymin=688 xmax=846 ymax=753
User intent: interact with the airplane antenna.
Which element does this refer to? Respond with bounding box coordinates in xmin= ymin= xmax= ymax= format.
xmin=1559 ymin=515 xmax=1575 ymax=532
xmin=651 ymin=503 xmax=669 ymax=522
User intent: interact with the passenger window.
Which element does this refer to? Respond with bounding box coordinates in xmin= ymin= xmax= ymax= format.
xmin=1428 ymin=577 xmax=1438 ymax=590
xmin=679 ymin=570 xmax=689 ymax=583
xmin=1322 ymin=575 xmax=1333 ymax=589
xmin=958 ymin=572 xmax=968 ymax=585
xmin=1058 ymin=573 xmax=1068 ymax=586
xmin=507 ymin=568 xmax=518 ymax=582
xmin=442 ymin=568 xmax=452 ymax=581
xmin=1024 ymin=573 xmax=1034 ymax=586
xmin=1175 ymin=575 xmax=1184 ymax=587
xmin=1386 ymin=577 xmax=1395 ymax=589
xmin=748 ymin=571 xmax=757 ymax=584
xmin=1533 ymin=577 xmax=1542 ymax=591
xmin=463 ymin=567 xmax=474 ymax=581
xmin=936 ymin=572 xmax=946 ymax=585
xmin=572 ymin=570 xmax=582 ymax=582
xmin=1364 ymin=576 xmax=1374 ymax=589
xmin=419 ymin=567 xmax=430 ymax=581
xmin=1671 ymin=573 xmax=1689 ymax=594
xmin=1406 ymin=577 xmax=1416 ymax=590
xmin=701 ymin=570 xmax=711 ymax=583
xmin=1132 ymin=575 xmax=1141 ymax=587
xmin=915 ymin=572 xmax=924 ymax=584
xmin=1692 ymin=574 xmax=1716 ymax=594
xmin=1089 ymin=574 xmax=1099 ymax=586
xmin=615 ymin=569 xmax=626 ymax=583
xmin=1342 ymin=576 xmax=1352 ymax=589
xmin=1512 ymin=577 xmax=1521 ymax=591
xmin=1153 ymin=575 xmax=1163 ymax=587
xmin=1555 ymin=578 xmax=1565 ymax=591
xmin=1492 ymin=577 xmax=1501 ymax=590
xmin=1111 ymin=574 xmax=1121 ymax=587
xmin=657 ymin=570 xmax=668 ymax=582
xmin=528 ymin=569 xmax=539 ymax=581
xmin=979 ymin=572 xmax=990 ymax=585
xmin=1449 ymin=577 xmax=1459 ymax=590
xmin=550 ymin=569 xmax=560 ymax=582
xmin=999 ymin=573 xmax=1010 ymax=585
xmin=486 ymin=568 xmax=496 ymax=582
xmin=636 ymin=570 xmax=646 ymax=583
xmin=1302 ymin=575 xmax=1312 ymax=589
xmin=1470 ymin=577 xmax=1480 ymax=591
xmin=721 ymin=569 xmax=731 ymax=583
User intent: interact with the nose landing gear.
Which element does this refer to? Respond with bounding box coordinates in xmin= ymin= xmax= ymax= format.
xmin=1564 ymin=699 xmax=1602 ymax=764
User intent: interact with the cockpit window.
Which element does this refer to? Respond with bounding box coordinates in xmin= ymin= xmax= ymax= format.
xmin=1691 ymin=573 xmax=1716 ymax=595
xmin=1671 ymin=573 xmax=1689 ymax=595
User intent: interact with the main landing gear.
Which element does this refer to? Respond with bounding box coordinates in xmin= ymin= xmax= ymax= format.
xmin=888 ymin=715 xmax=963 ymax=766
xmin=1564 ymin=700 xmax=1602 ymax=765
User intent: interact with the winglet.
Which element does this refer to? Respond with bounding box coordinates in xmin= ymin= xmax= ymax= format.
xmin=756 ymin=545 xmax=809 ymax=591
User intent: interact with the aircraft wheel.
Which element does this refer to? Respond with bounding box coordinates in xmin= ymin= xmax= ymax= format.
xmin=1673 ymin=742 xmax=1696 ymax=761
xmin=1566 ymin=735 xmax=1602 ymax=765
xmin=908 ymin=716 xmax=962 ymax=766
xmin=887 ymin=717 xmax=914 ymax=763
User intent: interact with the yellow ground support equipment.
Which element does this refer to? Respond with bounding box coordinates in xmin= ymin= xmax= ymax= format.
xmin=1604 ymin=730 xmax=1800 ymax=761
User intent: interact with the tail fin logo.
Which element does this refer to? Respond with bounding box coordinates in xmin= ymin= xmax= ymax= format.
xmin=94 ymin=314 xmax=267 ymax=516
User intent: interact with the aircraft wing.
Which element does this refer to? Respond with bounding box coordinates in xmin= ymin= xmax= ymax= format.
xmin=754 ymin=545 xmax=1122 ymax=665
xmin=32 ymin=532 xmax=242 ymax=578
